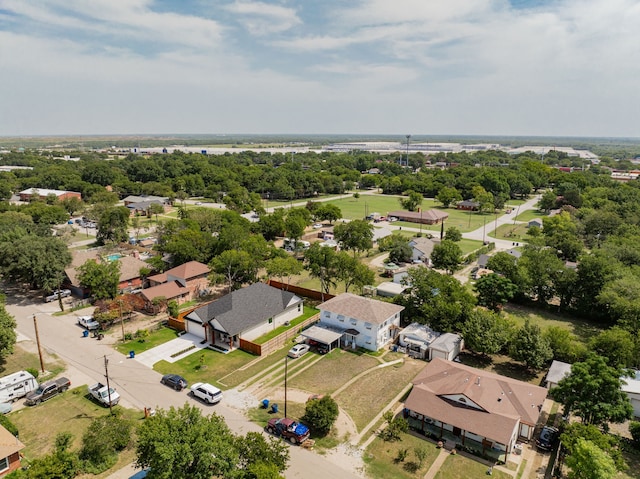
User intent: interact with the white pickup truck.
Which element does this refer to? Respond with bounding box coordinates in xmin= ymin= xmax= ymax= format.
xmin=77 ymin=316 xmax=100 ymax=330
xmin=88 ymin=383 xmax=120 ymax=407
xmin=45 ymin=289 xmax=71 ymax=302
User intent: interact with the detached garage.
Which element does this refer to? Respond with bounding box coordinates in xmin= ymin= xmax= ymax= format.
xmin=428 ymin=333 xmax=463 ymax=361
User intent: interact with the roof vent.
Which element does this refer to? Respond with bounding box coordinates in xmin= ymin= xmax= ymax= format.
xmin=475 ymin=377 xmax=480 ymax=385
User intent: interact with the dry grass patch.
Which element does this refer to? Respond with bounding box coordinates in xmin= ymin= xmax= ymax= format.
xmin=288 ymin=349 xmax=379 ymax=395
xmin=335 ymin=358 xmax=425 ymax=431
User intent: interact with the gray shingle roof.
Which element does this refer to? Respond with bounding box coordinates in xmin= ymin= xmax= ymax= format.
xmin=186 ymin=282 xmax=301 ymax=337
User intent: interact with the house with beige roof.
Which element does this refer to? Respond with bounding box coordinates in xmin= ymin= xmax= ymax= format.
xmin=0 ymin=424 xmax=25 ymax=476
xmin=147 ymin=261 xmax=210 ymax=300
xmin=404 ymin=358 xmax=547 ymax=462
xmin=318 ymin=293 xmax=404 ymax=351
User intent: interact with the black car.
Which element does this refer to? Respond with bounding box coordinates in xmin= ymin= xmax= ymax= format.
xmin=160 ymin=374 xmax=187 ymax=391
xmin=535 ymin=426 xmax=559 ymax=451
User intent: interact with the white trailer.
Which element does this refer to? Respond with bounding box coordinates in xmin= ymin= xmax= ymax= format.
xmin=0 ymin=370 xmax=38 ymax=402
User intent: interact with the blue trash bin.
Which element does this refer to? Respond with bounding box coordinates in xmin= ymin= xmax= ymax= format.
xmin=262 ymin=399 xmax=269 ymax=409
xmin=82 ymin=330 xmax=89 ymax=338
xmin=271 ymin=403 xmax=278 ymax=413
xmin=129 ymin=351 xmax=135 ymax=359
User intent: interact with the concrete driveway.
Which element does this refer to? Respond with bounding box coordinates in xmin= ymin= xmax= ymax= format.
xmin=133 ymin=333 xmax=208 ymax=367
xmin=4 ymin=286 xmax=363 ymax=479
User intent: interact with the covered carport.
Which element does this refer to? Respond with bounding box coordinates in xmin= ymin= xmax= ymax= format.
xmin=300 ymin=325 xmax=343 ymax=352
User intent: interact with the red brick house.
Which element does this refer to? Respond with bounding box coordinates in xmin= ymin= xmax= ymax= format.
xmin=0 ymin=425 xmax=25 ymax=476
xmin=18 ymin=188 xmax=81 ymax=202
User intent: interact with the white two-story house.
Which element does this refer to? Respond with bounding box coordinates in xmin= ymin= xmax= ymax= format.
xmin=318 ymin=293 xmax=404 ymax=351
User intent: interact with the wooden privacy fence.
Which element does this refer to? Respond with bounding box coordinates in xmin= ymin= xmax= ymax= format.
xmin=266 ymin=280 xmax=335 ymax=302
xmin=241 ymin=313 xmax=320 ymax=356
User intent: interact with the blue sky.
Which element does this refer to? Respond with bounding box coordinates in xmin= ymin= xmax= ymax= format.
xmin=1 ymin=0 xmax=639 ymax=137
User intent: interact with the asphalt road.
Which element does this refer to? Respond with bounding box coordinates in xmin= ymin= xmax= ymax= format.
xmin=4 ymin=288 xmax=363 ymax=479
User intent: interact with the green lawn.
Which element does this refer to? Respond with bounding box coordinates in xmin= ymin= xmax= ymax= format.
xmin=502 ymin=303 xmax=602 ymax=344
xmin=253 ymin=306 xmax=319 ymax=344
xmin=489 ymin=223 xmax=530 ymax=241
xmin=434 ymin=453 xmax=511 ymax=479
xmin=219 ymin=344 xmax=294 ymax=389
xmin=0 ymin=345 xmax=65 ymax=380
xmin=365 ymin=432 xmax=440 ymax=479
xmin=457 ymin=239 xmax=485 ymax=255
xmin=154 ymin=348 xmax=256 ymax=390
xmin=514 ymin=209 xmax=547 ymax=222
xmin=9 ymin=386 xmax=142 ymax=462
xmin=114 ymin=326 xmax=182 ymax=355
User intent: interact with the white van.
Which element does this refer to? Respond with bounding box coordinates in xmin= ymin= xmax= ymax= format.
xmin=0 ymin=371 xmax=38 ymax=402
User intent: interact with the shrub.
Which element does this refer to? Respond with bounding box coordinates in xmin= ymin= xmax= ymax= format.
xmin=302 ymin=396 xmax=339 ymax=435
xmin=79 ymin=413 xmax=133 ymax=473
xmin=26 ymin=367 xmax=39 ymax=379
xmin=630 ymin=421 xmax=640 ymax=446
xmin=0 ymin=415 xmax=18 ymax=437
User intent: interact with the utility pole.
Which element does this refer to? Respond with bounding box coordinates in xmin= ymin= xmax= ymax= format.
xmin=405 ymin=135 xmax=411 ymax=167
xmin=284 ymin=356 xmax=288 ymax=418
xmin=104 ymin=355 xmax=113 ymax=415
xmin=33 ymin=315 xmax=45 ymax=373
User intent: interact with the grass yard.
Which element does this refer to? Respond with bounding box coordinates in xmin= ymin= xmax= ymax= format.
xmin=253 ymin=306 xmax=319 ymax=344
xmin=365 ymin=432 xmax=440 ymax=479
xmin=490 ymin=223 xmax=530 ymax=241
xmin=503 ymin=303 xmax=602 ymax=344
xmin=0 ymin=344 xmax=65 ymax=379
xmin=8 ymin=386 xmax=142 ymax=460
xmin=515 ymin=209 xmax=547 ymax=222
xmin=324 ymin=195 xmax=414 ymax=221
xmin=433 ymin=453 xmax=512 ymax=479
xmin=114 ymin=326 xmax=183 ymax=355
xmin=457 ymin=239 xmax=484 ymax=255
xmin=154 ymin=348 xmax=256 ymax=390
xmin=335 ymin=359 xmax=425 ymax=431
xmin=219 ymin=346 xmax=292 ymax=389
xmin=288 ymin=349 xmax=379 ymax=395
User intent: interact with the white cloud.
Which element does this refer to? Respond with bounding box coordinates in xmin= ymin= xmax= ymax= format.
xmin=226 ymin=1 xmax=301 ymax=35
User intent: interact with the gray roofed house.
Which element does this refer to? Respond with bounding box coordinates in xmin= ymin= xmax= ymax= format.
xmin=184 ymin=282 xmax=303 ymax=350
xmin=409 ymin=237 xmax=437 ymax=264
xmin=428 ymin=332 xmax=464 ymax=361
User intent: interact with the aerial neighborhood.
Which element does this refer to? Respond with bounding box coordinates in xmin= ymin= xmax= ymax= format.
xmin=0 ymin=142 xmax=639 ymax=479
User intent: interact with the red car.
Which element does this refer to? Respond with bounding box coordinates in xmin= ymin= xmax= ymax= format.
xmin=265 ymin=418 xmax=310 ymax=445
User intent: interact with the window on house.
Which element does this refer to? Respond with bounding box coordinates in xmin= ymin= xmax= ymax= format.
xmin=337 ymin=314 xmax=345 ymax=322
xmin=458 ymin=398 xmax=467 ymax=403
xmin=365 ymin=322 xmax=372 ymax=330
xmin=298 ymin=304 xmax=302 ymax=312
xmin=268 ymin=318 xmax=273 ymax=324
xmin=350 ymin=319 xmax=357 ymax=325
xmin=323 ymin=311 xmax=330 ymax=319
xmin=0 ymin=457 xmax=8 ymax=472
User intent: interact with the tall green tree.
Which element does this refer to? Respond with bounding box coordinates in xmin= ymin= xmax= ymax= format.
xmin=519 ymin=244 xmax=564 ymax=303
xmin=0 ymin=298 xmax=17 ymax=360
xmin=77 ymin=259 xmax=121 ymax=300
xmin=551 ymin=355 xmax=633 ymax=427
xmin=302 ymin=396 xmax=339 ymax=435
xmin=399 ymin=190 xmax=423 ymax=212
xmin=565 ymin=438 xmax=617 ymax=479
xmin=436 ymin=186 xmax=462 ymax=208
xmin=136 ymin=405 xmax=239 ymax=479
xmin=430 ymin=239 xmax=463 ymax=274
xmin=509 ymin=319 xmax=553 ymax=371
xmin=315 ymin=204 xmax=342 ymax=224
xmin=398 ymin=267 xmax=475 ymax=332
xmin=304 ymin=243 xmax=340 ymax=297
xmin=210 ymin=250 xmax=254 ymax=292
xmin=461 ymin=309 xmax=513 ymax=357
xmin=333 ymin=220 xmax=374 ymax=257
xmin=474 ymin=273 xmax=517 ymax=312
xmin=148 ymin=202 xmax=165 ymax=224
xmin=265 ymin=256 xmax=303 ymax=285
xmin=96 ymin=206 xmax=130 ymax=245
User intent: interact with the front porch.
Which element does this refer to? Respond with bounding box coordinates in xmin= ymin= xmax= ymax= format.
xmin=407 ymin=416 xmax=508 ymax=463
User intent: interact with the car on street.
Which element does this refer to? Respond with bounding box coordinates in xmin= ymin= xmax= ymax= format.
xmin=288 ymin=344 xmax=310 ymax=359
xmin=535 ymin=426 xmax=559 ymax=451
xmin=312 ymin=223 xmax=323 ymax=229
xmin=190 ymin=382 xmax=222 ymax=404
xmin=77 ymin=315 xmax=100 ymax=330
xmin=160 ymin=374 xmax=187 ymax=391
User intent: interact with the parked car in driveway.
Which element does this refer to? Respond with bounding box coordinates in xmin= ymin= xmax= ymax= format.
xmin=288 ymin=344 xmax=310 ymax=359
xmin=25 ymin=377 xmax=71 ymax=406
xmin=161 ymin=374 xmax=187 ymax=391
xmin=77 ymin=315 xmax=100 ymax=330
xmin=190 ymin=382 xmax=222 ymax=404
xmin=45 ymin=289 xmax=71 ymax=302
xmin=536 ymin=426 xmax=559 ymax=451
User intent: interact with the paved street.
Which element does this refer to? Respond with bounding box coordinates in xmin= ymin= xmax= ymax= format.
xmin=4 ymin=289 xmax=363 ymax=479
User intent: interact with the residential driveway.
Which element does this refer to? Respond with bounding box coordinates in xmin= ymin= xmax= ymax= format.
xmin=5 ymin=288 xmax=362 ymax=479
xmin=134 ymin=333 xmax=208 ymax=367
